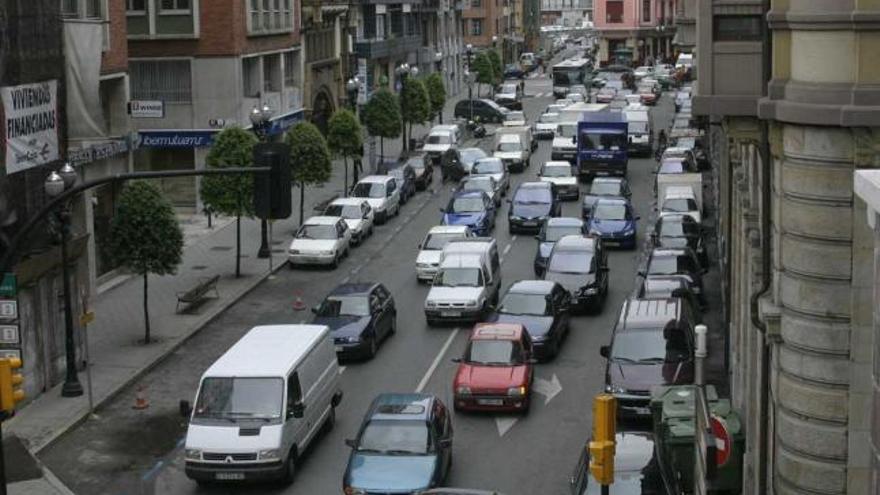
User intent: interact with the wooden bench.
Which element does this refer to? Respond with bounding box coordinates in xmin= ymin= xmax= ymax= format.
xmin=176 ymin=275 xmax=220 ymax=313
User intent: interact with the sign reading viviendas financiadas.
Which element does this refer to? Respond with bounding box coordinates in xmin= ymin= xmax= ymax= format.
xmin=1 ymin=80 xmax=60 ymax=174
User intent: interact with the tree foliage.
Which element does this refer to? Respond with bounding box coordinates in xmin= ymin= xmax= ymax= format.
xmin=109 ymin=181 xmax=183 ymax=343
xmin=363 ymin=88 xmax=402 ymax=140
xmin=401 ymin=77 xmax=431 ymax=127
xmin=201 ymin=127 xmax=258 ymax=218
xmin=425 ymin=72 xmax=447 ymax=122
xmin=487 ymin=50 xmax=503 ymax=85
xmin=472 ymin=52 xmax=496 ymax=93
xmin=285 ymin=121 xmax=332 ymax=223
xmin=327 ymin=109 xmax=363 ymax=195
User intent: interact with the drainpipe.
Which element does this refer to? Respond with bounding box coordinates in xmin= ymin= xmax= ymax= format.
xmin=748 ymin=0 xmax=772 ymax=492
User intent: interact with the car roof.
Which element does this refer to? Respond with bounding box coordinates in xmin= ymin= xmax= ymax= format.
xmin=305 ymin=215 xmax=342 ymax=225
xmin=657 ymin=213 xmax=698 ymax=225
xmin=508 ymin=279 xmax=556 ymax=294
xmin=544 ymin=161 xmax=571 ymax=168
xmin=547 ymin=217 xmax=584 ymax=227
xmin=652 ymin=247 xmax=695 ymax=257
xmin=369 ymin=393 xmax=435 ymax=421
xmin=593 ymin=197 xmax=629 ymax=207
xmin=429 ymin=225 xmax=471 ymax=235
xmin=453 ymin=189 xmax=489 ymax=200
xmin=518 ymin=181 xmax=552 ymax=190
xmin=642 ymin=276 xmax=688 ymax=294
xmin=554 ymin=235 xmax=597 ymax=250
xmin=329 ymin=197 xmax=368 ymax=206
xmin=593 ymin=177 xmax=624 ymax=185
xmin=328 ymin=282 xmax=378 ymax=296
xmin=204 ymin=325 xmax=328 ymax=378
xmin=471 ymin=323 xmax=525 ymax=341
xmin=619 ymin=298 xmax=682 ymax=330
xmin=359 ymin=175 xmax=392 ymax=184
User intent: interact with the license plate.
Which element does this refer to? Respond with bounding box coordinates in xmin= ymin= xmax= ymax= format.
xmin=522 ymin=221 xmax=536 ymax=226
xmin=634 ymin=407 xmax=650 ymax=416
xmin=335 ymin=346 xmax=343 ymax=353
xmin=441 ymin=310 xmax=461 ymax=317
xmin=216 ymin=472 xmax=245 ymax=481
xmin=478 ymin=399 xmax=504 ymax=406
xmin=604 ymin=241 xmax=619 ymax=247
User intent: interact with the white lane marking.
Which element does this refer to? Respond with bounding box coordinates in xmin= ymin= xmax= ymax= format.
xmin=533 ymin=374 xmax=563 ymax=406
xmin=496 ymin=416 xmax=518 ymax=437
xmin=502 ymin=243 xmax=512 ymax=257
xmin=415 ymin=327 xmax=460 ymax=393
xmin=341 ymin=275 xmax=351 ymax=284
xmin=339 ymin=366 xmax=346 ymax=375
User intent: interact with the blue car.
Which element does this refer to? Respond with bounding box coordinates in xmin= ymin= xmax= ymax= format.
xmin=533 ymin=217 xmax=587 ymax=277
xmin=343 ymin=394 xmax=453 ymax=494
xmin=586 ymin=197 xmax=639 ymax=249
xmin=441 ymin=190 xmax=496 ymax=236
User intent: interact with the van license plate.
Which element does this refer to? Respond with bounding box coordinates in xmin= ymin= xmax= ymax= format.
xmin=478 ymin=399 xmax=503 ymax=406
xmin=216 ymin=473 xmax=245 ymax=480
xmin=441 ymin=310 xmax=461 ymax=317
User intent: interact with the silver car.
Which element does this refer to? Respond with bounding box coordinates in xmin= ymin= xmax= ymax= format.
xmin=471 ymin=157 xmax=510 ymax=195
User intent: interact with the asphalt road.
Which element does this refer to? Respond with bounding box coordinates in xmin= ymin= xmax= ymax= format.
xmin=41 ymin=68 xmax=687 ymax=495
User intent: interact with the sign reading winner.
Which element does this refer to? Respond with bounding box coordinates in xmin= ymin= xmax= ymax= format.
xmin=2 ymin=80 xmax=60 ymax=173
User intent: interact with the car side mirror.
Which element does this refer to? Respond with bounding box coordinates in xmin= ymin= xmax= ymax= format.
xmin=451 ymin=357 xmax=462 ymax=363
xmin=289 ymin=401 xmax=306 ymax=419
xmin=439 ymin=207 xmax=446 ymax=213
xmin=534 ymin=235 xmax=541 ymax=240
xmin=179 ymin=400 xmax=192 ymax=418
xmin=634 ymin=216 xmax=641 ymax=221
xmin=599 ymin=345 xmax=610 ymax=358
xmin=345 ymin=438 xmax=357 ymax=448
xmin=637 ymin=270 xmax=647 ymax=277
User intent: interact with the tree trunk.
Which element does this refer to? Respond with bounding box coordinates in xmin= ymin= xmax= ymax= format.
xmin=299 ymin=181 xmax=305 ymax=225
xmin=235 ymin=214 xmax=241 ymax=278
xmin=380 ymin=137 xmax=385 ymax=164
xmin=439 ymin=110 xmax=443 ymax=125
xmin=142 ymin=272 xmax=151 ymax=344
xmin=343 ymin=155 xmax=349 ymax=197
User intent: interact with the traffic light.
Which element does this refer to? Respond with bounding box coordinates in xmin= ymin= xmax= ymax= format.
xmin=589 ymin=394 xmax=617 ymax=486
xmin=0 ymin=356 xmax=25 ymax=415
xmin=253 ymin=142 xmax=292 ymax=220
xmin=589 ymin=440 xmax=615 ymax=485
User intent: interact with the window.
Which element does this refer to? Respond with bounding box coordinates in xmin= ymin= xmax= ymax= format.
xmin=62 ymin=0 xmax=104 ymax=19
xmin=642 ymin=0 xmax=651 ymax=23
xmin=470 ymin=19 xmax=482 ymax=36
xmin=160 ymin=0 xmax=190 ymax=12
xmin=713 ymin=15 xmax=763 ymax=41
xmin=249 ymin=0 xmax=292 ymax=33
xmin=243 ymin=57 xmax=261 ymax=97
xmin=283 ymin=51 xmax=298 ymax=87
xmin=471 ymin=0 xmax=481 ymax=7
xmin=263 ymin=55 xmax=280 ymax=92
xmin=127 ymin=0 xmax=146 ymax=12
xmin=130 ymin=60 xmax=192 ymax=103
xmin=606 ymin=0 xmax=623 ymax=23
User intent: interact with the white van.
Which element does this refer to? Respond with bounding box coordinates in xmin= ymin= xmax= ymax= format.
xmin=182 ymin=325 xmax=342 ymax=485
xmin=424 ymin=238 xmax=502 ymax=324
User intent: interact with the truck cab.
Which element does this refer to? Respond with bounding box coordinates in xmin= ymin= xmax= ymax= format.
xmin=576 ymin=112 xmax=629 ymax=180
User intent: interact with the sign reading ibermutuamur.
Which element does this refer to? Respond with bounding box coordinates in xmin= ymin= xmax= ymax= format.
xmin=138 ymin=130 xmax=217 ymax=148
xmin=1 ymin=80 xmax=60 ymax=173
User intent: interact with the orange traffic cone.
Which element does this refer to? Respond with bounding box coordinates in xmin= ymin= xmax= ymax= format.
xmin=292 ymin=295 xmax=306 ymax=311
xmin=132 ymin=386 xmax=149 ymax=410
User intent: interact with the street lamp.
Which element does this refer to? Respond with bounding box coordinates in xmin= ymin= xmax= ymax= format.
xmin=396 ymin=63 xmax=418 ymax=152
xmin=45 ymin=163 xmax=83 ymax=398
xmin=464 ymin=69 xmax=475 ymax=121
xmin=249 ymin=104 xmax=274 ymax=259
xmin=346 ymin=77 xmax=359 ymax=113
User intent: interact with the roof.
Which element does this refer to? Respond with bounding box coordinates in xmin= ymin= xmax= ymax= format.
xmin=544 ymin=161 xmax=571 ymax=168
xmin=507 ymin=279 xmax=556 ymax=294
xmin=594 ymin=197 xmax=629 ymax=207
xmin=369 ymin=393 xmax=435 ymax=421
xmin=619 ymin=298 xmax=681 ymax=330
xmin=330 ymin=197 xmax=368 ymax=206
xmin=358 ymin=175 xmax=392 ymax=184
xmin=432 ymin=125 xmax=459 ymax=133
xmin=305 ymin=215 xmax=342 ymax=225
xmin=472 ymin=323 xmax=525 ymax=341
xmin=204 ymin=325 xmax=329 ymax=378
xmin=555 ymin=235 xmax=597 ymax=251
xmin=553 ymin=58 xmax=590 ymax=68
xmin=579 ymin=112 xmax=627 ymax=124
xmin=440 ymin=253 xmax=483 ymax=268
xmin=593 ymin=177 xmax=625 ymax=185
xmin=652 ymin=247 xmax=691 ymax=258
xmin=329 ymin=282 xmax=377 ymax=296
xmin=518 ymin=181 xmax=552 ymax=190
xmin=547 ymin=217 xmax=584 ymax=228
xmin=428 ymin=225 xmax=471 ymax=234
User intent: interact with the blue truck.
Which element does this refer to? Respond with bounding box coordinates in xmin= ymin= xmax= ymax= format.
xmin=576 ymin=112 xmax=629 ymax=180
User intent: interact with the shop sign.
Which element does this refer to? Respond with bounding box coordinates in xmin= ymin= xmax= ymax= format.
xmin=1 ymin=80 xmax=60 ymax=173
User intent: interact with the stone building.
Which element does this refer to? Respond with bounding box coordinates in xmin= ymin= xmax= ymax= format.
xmin=593 ymin=0 xmax=676 ymax=66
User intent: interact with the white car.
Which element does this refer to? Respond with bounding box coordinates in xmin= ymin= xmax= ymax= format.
xmin=471 ymin=157 xmax=510 ymax=194
xmin=544 ymin=103 xmax=566 ymax=115
xmin=350 ymin=175 xmax=401 ymax=224
xmin=555 ymin=98 xmax=574 ymax=107
xmin=551 ymin=122 xmax=578 ymax=162
xmin=535 ymin=112 xmax=560 ymax=138
xmin=323 ymin=197 xmax=374 ymax=245
xmin=288 ymin=216 xmax=352 ymax=268
xmin=503 ymin=111 xmax=527 ymax=127
xmin=566 ymin=92 xmax=585 ymax=104
xmin=538 ymin=161 xmax=579 ymax=200
xmin=415 ymin=225 xmax=474 ymax=282
xmin=633 ymin=66 xmax=655 ymax=79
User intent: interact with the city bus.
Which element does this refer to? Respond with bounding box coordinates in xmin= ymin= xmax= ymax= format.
xmin=551 ymin=58 xmax=592 ymax=98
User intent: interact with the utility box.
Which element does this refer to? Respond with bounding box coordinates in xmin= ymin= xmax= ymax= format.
xmin=651 ymin=385 xmax=744 ymax=495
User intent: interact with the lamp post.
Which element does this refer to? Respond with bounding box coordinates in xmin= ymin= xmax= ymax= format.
xmin=655 ymin=24 xmax=667 ymax=63
xmin=249 ymin=104 xmax=274 ymax=259
xmin=396 ymin=63 xmax=418 ymax=152
xmin=346 ymin=77 xmax=359 ymax=113
xmin=45 ymin=163 xmax=84 ymax=398
xmin=465 ymin=43 xmax=474 ymax=106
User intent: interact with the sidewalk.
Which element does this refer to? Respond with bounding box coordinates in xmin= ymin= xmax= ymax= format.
xmin=2 ymin=98 xmax=464 ymax=493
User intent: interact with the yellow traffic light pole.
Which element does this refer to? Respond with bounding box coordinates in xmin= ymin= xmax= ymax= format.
xmin=0 ymin=356 xmax=25 ymax=495
xmin=590 ymin=394 xmax=616 ymax=494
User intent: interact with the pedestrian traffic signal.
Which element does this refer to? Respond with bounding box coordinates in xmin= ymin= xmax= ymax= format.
xmin=592 ymin=393 xmax=616 ymax=442
xmin=0 ymin=356 xmax=25 ymax=415
xmin=589 ymin=440 xmax=615 ymax=485
xmin=253 ymin=142 xmax=292 ymax=220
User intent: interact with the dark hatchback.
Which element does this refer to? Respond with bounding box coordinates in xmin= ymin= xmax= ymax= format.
xmin=543 ymin=235 xmax=609 ymax=313
xmin=533 ymin=217 xmax=587 ymax=277
xmin=570 ymin=431 xmax=665 ymax=494
xmin=651 ymin=214 xmax=708 ymax=267
xmin=454 ymin=98 xmax=508 ymax=124
xmin=487 ymin=280 xmax=572 ymax=360
xmin=585 ymin=197 xmax=639 ymax=250
xmin=406 ymin=153 xmax=434 ymax=190
xmin=508 ymin=182 xmax=560 ymax=234
xmin=343 ymin=394 xmax=453 ymax=495
xmin=389 ymin=163 xmax=417 ymax=204
xmin=311 ymin=282 xmax=396 ymax=360
xmin=581 ymin=177 xmax=632 ymax=220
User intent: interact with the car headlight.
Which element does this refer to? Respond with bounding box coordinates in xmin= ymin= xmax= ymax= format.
xmin=465 ymin=300 xmax=479 ymax=307
xmin=456 ymin=386 xmax=471 ymax=395
xmin=510 ymin=215 xmax=522 ymax=221
xmin=507 ymin=386 xmax=527 ymax=396
xmin=342 ymin=336 xmax=360 ymax=344
xmin=417 ymin=262 xmax=433 ymax=268
xmin=605 ymin=384 xmax=627 ymax=394
xmin=185 ymin=449 xmax=202 ymax=460
xmin=375 ymin=205 xmax=385 ymax=212
xmin=589 ymin=228 xmax=602 ymax=236
xmin=581 ymin=286 xmax=598 ymax=295
xmin=259 ymin=449 xmax=280 ymax=460
xmin=426 ymin=300 xmax=437 ymax=308
xmin=320 ymin=250 xmax=336 ymax=255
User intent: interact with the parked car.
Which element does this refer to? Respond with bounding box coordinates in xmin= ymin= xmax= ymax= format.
xmin=566 ymin=92 xmax=585 ymax=104
xmin=471 ymin=157 xmax=510 ymax=195
xmin=504 ymin=63 xmax=525 ymax=79
xmin=416 ymin=225 xmax=475 ymax=283
xmin=543 ymin=103 xmax=566 ymax=116
xmin=643 ymin=247 xmax=707 ymax=299
xmin=488 ymin=281 xmax=571 ymax=360
xmin=535 ymin=112 xmax=560 ymax=139
xmin=458 ymin=147 xmax=489 ymax=174
xmin=570 ymin=431 xmax=664 ymax=494
xmin=638 ymin=276 xmax=703 ymax=319
xmin=343 ymin=394 xmax=453 ymax=494
xmin=537 ymin=161 xmax=579 ymax=201
xmin=586 ymin=197 xmax=639 ymax=249
xmin=454 ymin=98 xmax=508 ymax=123
xmin=660 ymin=147 xmax=699 ymax=172
xmin=288 ymin=216 xmax=351 ymax=268
xmin=458 ymin=175 xmax=501 ymax=207
xmin=638 ymin=84 xmax=658 ymax=105
xmin=323 ymin=197 xmax=374 ymax=245
xmin=388 ymin=163 xmax=417 ymax=204
xmin=422 ymin=129 xmax=457 ymax=164
xmin=508 ymin=182 xmax=560 ymax=234
xmin=533 ymin=217 xmax=587 ymax=276
xmin=351 ymin=175 xmax=401 ymax=224
xmin=582 ymin=177 xmax=631 ymax=219
xmin=452 ymin=323 xmax=535 ymax=412
xmin=651 ymin=214 xmax=708 ymax=267
xmin=674 ymin=91 xmax=690 ymax=112
xmin=441 ymin=190 xmax=496 ymax=236
xmin=406 ymin=153 xmax=434 ymax=190
xmin=569 ymin=84 xmax=589 ymax=97
xmin=311 ymin=282 xmax=396 ymax=360
xmin=633 ymin=65 xmax=655 ymax=80
xmin=494 ymin=82 xmax=523 ymax=110
xmin=543 ymin=235 xmax=608 ymax=313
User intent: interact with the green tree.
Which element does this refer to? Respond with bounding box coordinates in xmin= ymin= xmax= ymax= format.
xmin=400 ymin=77 xmax=431 ymax=152
xmin=362 ymin=88 xmax=401 ymax=161
xmin=487 ymin=49 xmax=503 ymax=87
xmin=109 ymin=181 xmax=183 ymax=344
xmin=285 ymin=121 xmax=332 ymax=224
xmin=425 ymin=72 xmax=447 ymax=124
xmin=472 ymin=52 xmax=495 ymax=96
xmin=201 ymin=127 xmax=257 ymax=278
xmin=327 ymin=109 xmax=363 ymax=196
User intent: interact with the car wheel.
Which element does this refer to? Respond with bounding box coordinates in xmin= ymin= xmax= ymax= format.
xmin=280 ymin=450 xmax=297 ymax=485
xmin=288 ymin=260 xmax=296 ymax=270
xmin=323 ymin=406 xmax=336 ymax=433
xmin=367 ymin=334 xmax=378 ymax=358
xmin=390 ymin=315 xmax=397 ymax=335
xmin=330 ymin=255 xmax=339 ymax=269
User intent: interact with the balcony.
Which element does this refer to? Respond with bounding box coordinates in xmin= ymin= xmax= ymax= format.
xmin=355 ymin=34 xmax=421 ymax=59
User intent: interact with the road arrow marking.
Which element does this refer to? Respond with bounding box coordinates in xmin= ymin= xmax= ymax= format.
xmin=533 ymin=374 xmax=562 ymax=406
xmin=495 ymin=416 xmax=518 ymax=437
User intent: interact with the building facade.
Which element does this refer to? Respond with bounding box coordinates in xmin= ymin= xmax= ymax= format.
xmin=540 ymin=0 xmax=592 ymax=28
xmin=671 ymin=0 xmax=694 ymax=54
xmin=694 ymin=1 xmax=880 ymax=493
xmin=462 ymin=0 xmax=513 ymax=50
xmin=593 ymin=0 xmax=675 ymax=66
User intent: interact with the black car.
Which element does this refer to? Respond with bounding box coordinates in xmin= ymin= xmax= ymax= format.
xmin=582 ymin=177 xmax=632 ymax=220
xmin=311 ymin=282 xmax=396 ymax=360
xmin=543 ymin=235 xmax=608 ymax=313
xmin=638 ymin=275 xmax=703 ymax=318
xmin=406 ymin=153 xmax=434 ymax=190
xmin=533 ymin=217 xmax=587 ymax=277
xmin=454 ymin=98 xmax=508 ymax=124
xmin=651 ymin=214 xmax=708 ymax=267
xmin=503 ymin=63 xmax=525 ymax=79
xmin=488 ymin=280 xmax=571 ymax=360
xmin=643 ymin=247 xmax=707 ymax=302
xmin=458 ymin=147 xmax=489 ymax=174
xmin=508 ymin=182 xmax=560 ymax=234
xmin=388 ymin=163 xmax=417 ymax=204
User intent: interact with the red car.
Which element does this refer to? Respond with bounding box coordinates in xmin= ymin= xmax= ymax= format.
xmin=452 ymin=323 xmax=534 ymax=413
xmin=639 ymin=90 xmax=658 ymax=106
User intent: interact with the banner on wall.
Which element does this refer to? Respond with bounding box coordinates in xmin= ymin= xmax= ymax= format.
xmin=1 ymin=80 xmax=60 ymax=174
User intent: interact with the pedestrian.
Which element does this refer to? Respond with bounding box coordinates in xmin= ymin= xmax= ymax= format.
xmin=656 ymin=129 xmax=668 ymax=160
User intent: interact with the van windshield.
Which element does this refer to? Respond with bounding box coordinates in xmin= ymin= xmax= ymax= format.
xmin=194 ymin=377 xmax=283 ymax=420
xmin=436 ymin=267 xmax=482 ymax=287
